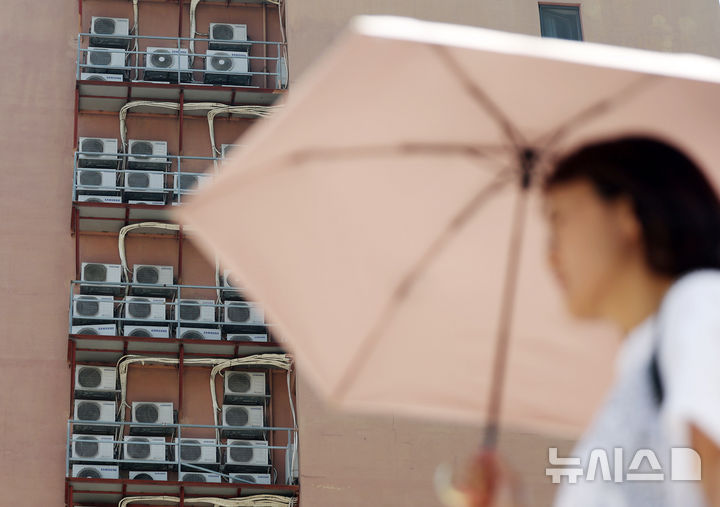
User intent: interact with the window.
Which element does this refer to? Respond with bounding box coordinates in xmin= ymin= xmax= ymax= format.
xmin=539 ymin=4 xmax=583 ymax=41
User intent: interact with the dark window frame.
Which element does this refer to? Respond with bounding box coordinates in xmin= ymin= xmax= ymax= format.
xmin=538 ymin=3 xmax=584 ymax=41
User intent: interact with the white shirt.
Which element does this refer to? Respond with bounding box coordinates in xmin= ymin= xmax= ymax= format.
xmin=553 ymin=269 xmax=720 ymax=507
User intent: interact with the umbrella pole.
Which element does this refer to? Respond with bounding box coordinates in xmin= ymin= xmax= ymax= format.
xmin=482 ymin=151 xmax=535 ymax=451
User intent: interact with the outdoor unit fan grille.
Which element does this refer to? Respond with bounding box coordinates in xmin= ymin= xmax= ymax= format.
xmin=135 ymin=404 xmax=159 ymax=423
xmin=227 ymin=304 xmax=250 ymax=322
xmin=180 ymin=330 xmax=204 ymax=340
xmin=75 ymin=436 xmax=99 ymax=457
xmin=126 ymin=437 xmax=151 ymax=459
xmin=127 ymin=172 xmax=150 ymax=188
xmin=77 ymin=401 xmax=101 ymax=421
xmin=77 ymin=467 xmax=102 ymax=479
xmin=179 ymin=440 xmax=202 ymax=461
xmin=150 ymin=50 xmax=174 ymax=68
xmin=90 ymin=50 xmax=112 ymax=66
xmin=136 ymin=267 xmax=159 ymax=284
xmin=87 ymin=75 xmax=107 ymax=81
xmin=228 ymin=373 xmax=251 ymax=393
xmin=84 ymin=264 xmax=107 ymax=281
xmin=130 ymin=141 xmax=153 ymax=155
xmin=133 ymin=473 xmax=153 ymax=480
xmin=128 ymin=298 xmax=152 ymax=318
xmin=179 ymin=302 xmax=200 ymax=320
xmin=210 ymin=53 xmax=233 ymax=71
xmin=225 ymin=407 xmax=249 ymax=426
xmin=77 ymin=327 xmax=99 ymax=335
xmin=94 ymin=18 xmax=116 ymax=34
xmin=76 ymin=296 xmax=100 ymax=316
xmin=229 ymin=441 xmax=253 ymax=463
xmin=81 ymin=138 xmax=105 ymax=153
xmin=79 ymin=171 xmax=103 ymax=186
xmin=212 ymin=24 xmax=234 ymax=40
xmin=182 ymin=473 xmax=206 ymax=482
xmin=179 ymin=175 xmax=198 ymax=190
xmin=129 ymin=328 xmax=152 ymax=337
xmin=85 ymin=197 xmax=103 ymax=203
xmin=232 ymin=475 xmax=257 ymax=484
xmin=78 ymin=367 xmax=102 ymax=388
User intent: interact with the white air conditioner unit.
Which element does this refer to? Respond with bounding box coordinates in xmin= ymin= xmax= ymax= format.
xmin=229 ymin=473 xmax=272 ymax=485
xmin=174 ymin=299 xmax=215 ymax=325
xmin=124 ymin=296 xmax=167 ymax=322
xmin=204 ymin=50 xmax=251 ymax=86
xmin=123 ymin=325 xmax=170 ymax=338
xmin=173 ymin=172 xmax=211 ymax=197
xmin=75 ymin=365 xmax=117 ymax=399
xmin=227 ymin=333 xmax=268 ymax=342
xmin=76 ymin=168 xmax=118 ymax=195
xmin=285 ymin=440 xmax=299 ymax=484
xmin=222 ymin=405 xmax=264 ymax=433
xmin=123 ymin=436 xmax=167 ymax=462
xmin=78 ymin=137 xmax=118 ymax=168
xmin=225 ymin=439 xmax=269 ymax=466
xmin=132 ymin=402 xmax=174 ymax=426
xmin=178 ymin=472 xmax=222 ymax=483
xmin=86 ymin=47 xmax=126 ymax=75
xmin=71 ymin=324 xmax=117 ymax=336
xmin=144 ymin=47 xmax=191 ymax=83
xmin=80 ymin=72 xmax=125 ymax=82
xmin=72 ymin=434 xmax=115 ymax=461
xmin=224 ymin=372 xmax=266 ymax=404
xmin=77 ymin=195 xmax=122 ymax=204
xmin=132 ymin=264 xmax=174 ymax=297
xmin=90 ymin=16 xmax=130 ymax=48
xmin=176 ymin=327 xmax=221 ymax=341
xmin=74 ymin=400 xmax=116 ymax=434
xmin=129 ymin=470 xmax=167 ymax=481
xmin=175 ymin=438 xmax=217 ymax=465
xmin=223 ymin=301 xmax=264 ymax=326
xmin=80 ymin=262 xmax=123 ymax=296
xmin=221 ymin=270 xmax=244 ymax=301
xmin=276 ymin=56 xmax=288 ymax=89
xmin=123 ymin=169 xmax=166 ymax=202
xmin=72 ymin=464 xmax=120 ymax=479
xmin=220 ymin=144 xmax=242 ymax=159
xmin=208 ymin=23 xmax=250 ymax=52
xmin=73 ymin=295 xmax=115 ymax=324
xmin=128 ymin=140 xmax=168 ymax=170
xmin=128 ymin=200 xmax=165 ymax=206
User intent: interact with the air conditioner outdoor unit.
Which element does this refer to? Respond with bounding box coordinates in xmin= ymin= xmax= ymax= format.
xmin=73 ymin=295 xmax=115 ymax=324
xmin=80 ymin=72 xmax=125 ymax=82
xmin=73 ymin=400 xmax=116 ymax=434
xmin=175 ymin=438 xmax=218 ymax=465
xmin=178 ymin=472 xmax=222 ymax=483
xmin=90 ymin=16 xmax=130 ymax=48
xmin=228 ymin=334 xmax=268 ymax=344
xmin=229 ymin=473 xmax=272 ymax=485
xmin=222 ymin=405 xmax=264 ymax=439
xmin=128 ymin=140 xmax=169 ymax=170
xmin=71 ymin=434 xmax=115 ymax=461
xmin=223 ymin=372 xmax=266 ymax=404
xmin=129 ymin=470 xmax=168 ymax=481
xmin=144 ymin=47 xmax=191 ymax=83
xmin=127 ymin=200 xmax=165 ymax=206
xmin=78 ymin=137 xmax=118 ymax=168
xmin=224 ymin=439 xmax=269 ymax=467
xmin=80 ymin=262 xmax=124 ymax=296
xmin=131 ymin=401 xmax=174 ymax=436
xmin=77 ymin=195 xmax=122 ymax=204
xmin=132 ymin=264 xmax=174 ymax=297
xmin=123 ymin=436 xmax=167 ymax=463
xmin=123 ymin=325 xmax=170 ymax=338
xmin=221 ymin=270 xmax=244 ymax=301
xmin=173 ymin=172 xmax=211 ymax=198
xmin=86 ymin=47 xmax=126 ymax=75
xmin=124 ymin=296 xmax=167 ymax=323
xmin=204 ymin=50 xmax=251 ymax=86
xmin=76 ymin=168 xmax=118 ymax=196
xmin=176 ymin=327 xmax=221 ymax=341
xmin=208 ymin=23 xmax=250 ymax=52
xmin=276 ymin=55 xmax=288 ymax=89
xmin=285 ymin=440 xmax=299 ymax=485
xmin=72 ymin=464 xmax=119 ymax=479
xmin=71 ymin=324 xmax=117 ymax=336
xmin=174 ymin=299 xmax=216 ymax=326
xmin=220 ymin=144 xmax=241 ymax=159
xmin=123 ymin=169 xmax=166 ymax=202
xmin=223 ymin=302 xmax=264 ymax=330
xmin=75 ymin=365 xmax=117 ymax=400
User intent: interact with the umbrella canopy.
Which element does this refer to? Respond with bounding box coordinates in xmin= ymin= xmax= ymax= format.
xmin=178 ymin=16 xmax=720 ymax=439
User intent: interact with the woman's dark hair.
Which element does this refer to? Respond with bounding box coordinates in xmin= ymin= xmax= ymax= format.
xmin=544 ymin=136 xmax=720 ymax=276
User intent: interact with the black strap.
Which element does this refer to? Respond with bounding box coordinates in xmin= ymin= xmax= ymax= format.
xmin=649 ymin=350 xmax=664 ymax=406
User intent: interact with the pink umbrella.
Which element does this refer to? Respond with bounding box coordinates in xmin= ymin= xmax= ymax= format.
xmin=177 ymin=16 xmax=720 ymax=445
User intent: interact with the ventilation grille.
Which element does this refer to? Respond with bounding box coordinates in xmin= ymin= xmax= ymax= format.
xmin=227 ymin=304 xmax=250 ymax=322
xmin=77 ymin=327 xmax=99 ymax=335
xmin=77 ymin=467 xmax=102 ymax=479
xmin=127 ymin=172 xmax=150 ymax=188
xmin=90 ymin=50 xmax=112 ymax=66
xmin=180 ymin=330 xmax=204 ymax=340
xmin=182 ymin=473 xmax=206 ymax=482
xmin=179 ymin=175 xmax=198 ymax=190
xmin=129 ymin=328 xmax=152 ymax=337
xmin=128 ymin=298 xmax=152 ymax=318
xmin=126 ymin=437 xmax=151 ymax=459
xmin=150 ymin=50 xmax=174 ymax=68
xmin=229 ymin=441 xmax=253 ymax=463
xmin=130 ymin=141 xmax=153 ymax=155
xmin=232 ymin=474 xmax=257 ymax=484
xmin=225 ymin=407 xmax=249 ymax=426
xmin=75 ymin=436 xmax=99 ymax=458
xmin=227 ymin=373 xmax=251 ymax=394
xmin=77 ymin=401 xmax=101 ymax=421
xmin=134 ymin=404 xmax=159 ymax=423
xmin=81 ymin=138 xmax=105 ymax=153
xmin=210 ymin=53 xmax=233 ymax=71
xmin=136 ymin=267 xmax=159 ymax=284
xmin=133 ymin=473 xmax=153 ymax=480
xmin=76 ymin=296 xmax=100 ymax=316
xmin=212 ymin=24 xmax=234 ymax=40
xmin=179 ymin=302 xmax=201 ymax=320
xmin=78 ymin=367 xmax=102 ymax=388
xmin=83 ymin=263 xmax=107 ymax=282
xmin=94 ymin=18 xmax=116 ymax=34
xmin=79 ymin=171 xmax=103 ymax=186
xmin=179 ymin=440 xmax=202 ymax=461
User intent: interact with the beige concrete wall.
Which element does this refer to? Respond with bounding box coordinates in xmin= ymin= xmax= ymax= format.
xmin=286 ymin=0 xmax=720 ymax=80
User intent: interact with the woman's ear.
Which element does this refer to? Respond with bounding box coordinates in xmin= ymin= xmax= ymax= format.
xmin=614 ymin=197 xmax=642 ymax=244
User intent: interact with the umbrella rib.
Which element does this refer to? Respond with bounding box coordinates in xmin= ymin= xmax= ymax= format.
xmin=330 ymin=170 xmax=516 ymax=403
xmin=429 ymin=44 xmax=527 ymax=151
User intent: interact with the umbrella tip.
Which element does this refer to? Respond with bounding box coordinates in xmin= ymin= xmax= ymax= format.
xmin=520 ymin=147 xmax=537 ymax=189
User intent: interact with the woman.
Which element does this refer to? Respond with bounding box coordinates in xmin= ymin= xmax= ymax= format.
xmin=459 ymin=136 xmax=720 ymax=506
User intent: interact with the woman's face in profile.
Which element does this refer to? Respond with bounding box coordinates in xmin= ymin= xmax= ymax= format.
xmin=543 ymin=179 xmax=641 ymax=319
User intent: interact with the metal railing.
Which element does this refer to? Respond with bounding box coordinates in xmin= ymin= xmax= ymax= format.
xmin=77 ymin=33 xmax=287 ymax=89
xmin=66 ymin=419 xmax=298 ymax=486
